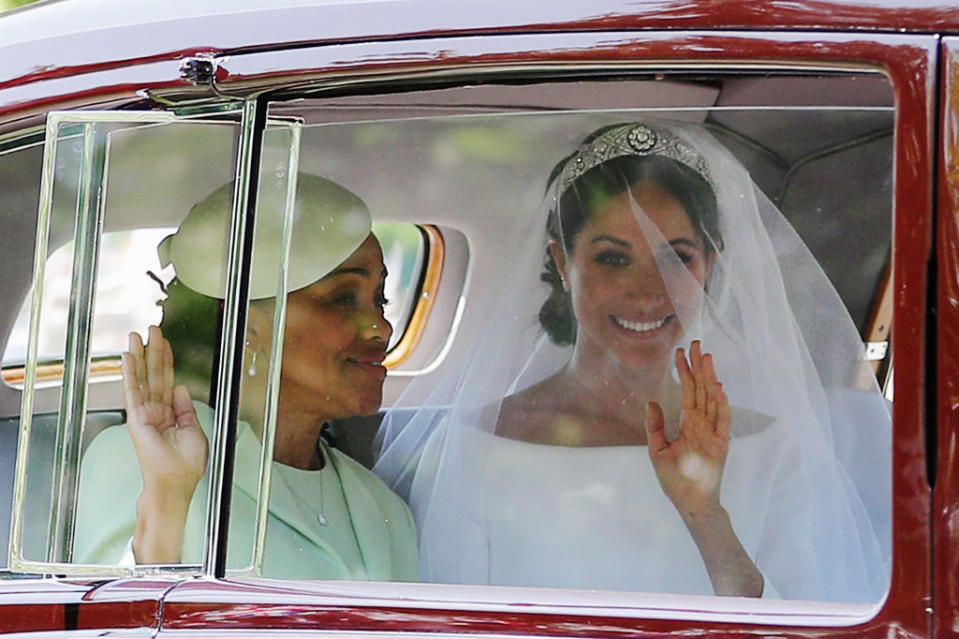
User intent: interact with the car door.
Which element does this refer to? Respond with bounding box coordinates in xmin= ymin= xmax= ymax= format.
xmin=0 ymin=106 xmax=306 ymax=633
xmin=0 ymin=2 xmax=937 ymax=636
xmin=142 ymin=27 xmax=933 ymax=639
xmin=0 ymin=120 xmax=175 ymax=636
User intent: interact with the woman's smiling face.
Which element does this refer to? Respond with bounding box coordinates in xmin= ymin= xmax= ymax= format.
xmin=274 ymin=234 xmax=393 ymax=420
xmin=556 ymin=179 xmax=710 ymax=369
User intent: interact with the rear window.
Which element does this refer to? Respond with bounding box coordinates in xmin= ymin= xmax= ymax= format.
xmin=2 ymin=223 xmax=428 ymax=385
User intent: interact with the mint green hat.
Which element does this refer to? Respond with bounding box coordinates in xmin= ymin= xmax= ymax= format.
xmin=158 ymin=174 xmax=371 ymax=299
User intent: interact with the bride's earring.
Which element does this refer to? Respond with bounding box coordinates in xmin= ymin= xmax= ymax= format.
xmin=561 ymin=277 xmax=569 ymax=293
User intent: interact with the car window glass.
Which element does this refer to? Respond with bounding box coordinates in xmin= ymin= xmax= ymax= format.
xmin=375 ymin=222 xmax=425 ymax=352
xmin=5 ymin=115 xmax=430 ymax=575
xmin=7 ymin=73 xmax=894 ymax=615
xmin=2 ymin=228 xmax=172 ymax=375
xmin=244 ymin=76 xmax=892 ymax=606
xmin=12 ymin=115 xmax=240 ymax=570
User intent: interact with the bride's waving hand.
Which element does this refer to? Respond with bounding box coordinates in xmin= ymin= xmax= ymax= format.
xmin=646 ymin=341 xmax=760 ymax=597
xmin=646 ymin=341 xmax=730 ymax=517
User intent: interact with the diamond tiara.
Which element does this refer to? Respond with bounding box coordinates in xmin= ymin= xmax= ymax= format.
xmin=555 ymin=123 xmax=713 ymax=198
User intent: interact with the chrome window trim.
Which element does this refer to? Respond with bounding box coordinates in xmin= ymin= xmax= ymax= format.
xmin=6 ymin=107 xmax=279 ymax=578
xmin=208 ymin=30 xmax=903 ymax=100
xmin=205 ymin=96 xmax=263 ymax=577
xmin=235 ymin=118 xmax=303 ymax=578
xmin=10 ymin=110 xmax=181 ymax=576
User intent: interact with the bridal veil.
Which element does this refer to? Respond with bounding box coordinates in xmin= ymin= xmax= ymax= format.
xmin=373 ymin=119 xmax=890 ymax=603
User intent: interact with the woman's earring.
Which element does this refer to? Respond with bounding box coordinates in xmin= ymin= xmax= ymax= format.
xmin=561 ymin=278 xmax=569 ymax=293
xmin=248 ymin=350 xmax=258 ymax=377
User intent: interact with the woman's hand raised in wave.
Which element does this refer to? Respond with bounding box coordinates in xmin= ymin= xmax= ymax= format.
xmin=645 ymin=340 xmax=730 ymax=518
xmin=644 ymin=340 xmax=762 ymax=597
xmin=122 ymin=325 xmax=208 ymax=563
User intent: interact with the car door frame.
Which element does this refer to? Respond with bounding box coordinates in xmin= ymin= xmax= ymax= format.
xmin=146 ymin=28 xmax=936 ymax=639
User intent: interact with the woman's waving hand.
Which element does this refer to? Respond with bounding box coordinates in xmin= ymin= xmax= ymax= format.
xmin=645 ymin=340 xmax=730 ymax=516
xmin=645 ymin=341 xmax=762 ymax=597
xmin=122 ymin=325 xmax=208 ymax=563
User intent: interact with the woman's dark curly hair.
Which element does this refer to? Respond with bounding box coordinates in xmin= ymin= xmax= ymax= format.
xmin=157 ymin=277 xmax=222 ymax=405
xmin=539 ymin=143 xmax=723 ymax=346
xmin=158 ymin=277 xmax=277 ymax=407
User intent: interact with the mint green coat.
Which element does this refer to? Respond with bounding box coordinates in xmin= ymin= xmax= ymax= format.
xmin=74 ymin=403 xmax=418 ymax=581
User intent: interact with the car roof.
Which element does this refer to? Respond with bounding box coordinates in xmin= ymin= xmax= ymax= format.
xmin=0 ymin=0 xmax=958 ymax=96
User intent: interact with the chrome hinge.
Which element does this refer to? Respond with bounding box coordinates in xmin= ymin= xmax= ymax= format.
xmin=864 ymin=340 xmax=889 ymax=361
xmin=179 ymin=54 xmax=219 ymax=86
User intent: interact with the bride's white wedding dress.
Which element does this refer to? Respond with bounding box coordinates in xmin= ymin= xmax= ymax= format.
xmin=411 ymin=410 xmax=815 ymax=599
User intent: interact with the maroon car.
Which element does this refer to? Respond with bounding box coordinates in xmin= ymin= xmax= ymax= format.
xmin=0 ymin=0 xmax=950 ymax=637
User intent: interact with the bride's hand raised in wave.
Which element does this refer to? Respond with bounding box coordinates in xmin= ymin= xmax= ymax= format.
xmin=645 ymin=340 xmax=730 ymax=517
xmin=645 ymin=340 xmax=762 ymax=597
xmin=122 ymin=325 xmax=209 ymax=563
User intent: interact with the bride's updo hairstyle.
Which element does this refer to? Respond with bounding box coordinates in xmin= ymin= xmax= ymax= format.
xmin=539 ymin=123 xmax=723 ymax=345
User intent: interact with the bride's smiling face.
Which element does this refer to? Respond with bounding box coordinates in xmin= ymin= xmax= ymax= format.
xmin=555 ymin=179 xmax=711 ymax=369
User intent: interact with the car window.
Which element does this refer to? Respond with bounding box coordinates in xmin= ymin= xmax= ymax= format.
xmin=273 ymin=93 xmax=892 ymax=604
xmin=5 ymin=112 xmax=436 ymax=575
xmin=8 ymin=73 xmax=894 ymax=618
xmin=0 ymin=222 xmax=426 ymax=384
xmin=2 ymin=227 xmax=172 ymax=375
xmin=10 ymin=114 xmax=244 ymax=570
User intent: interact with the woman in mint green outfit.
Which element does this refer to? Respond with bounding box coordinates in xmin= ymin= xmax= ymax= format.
xmin=74 ymin=175 xmax=417 ymax=580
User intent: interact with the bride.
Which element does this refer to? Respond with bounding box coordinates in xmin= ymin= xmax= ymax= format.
xmin=374 ymin=120 xmax=889 ymax=602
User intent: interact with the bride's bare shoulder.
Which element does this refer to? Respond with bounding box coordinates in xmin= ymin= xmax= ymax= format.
xmin=495 ymin=380 xmax=567 ymax=442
